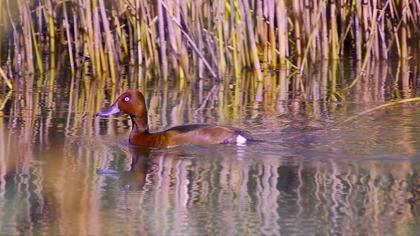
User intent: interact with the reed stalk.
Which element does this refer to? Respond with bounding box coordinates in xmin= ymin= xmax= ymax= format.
xmin=0 ymin=67 xmax=13 ymax=89
xmin=45 ymin=0 xmax=55 ymax=59
xmin=277 ymin=0 xmax=288 ymax=65
xmin=113 ymin=7 xmax=127 ymax=56
xmin=98 ymin=0 xmax=116 ymax=83
xmin=164 ymin=0 xmax=181 ymax=80
xmin=372 ymin=0 xmax=380 ymax=59
xmin=267 ymin=0 xmax=277 ymax=67
xmin=216 ymin=0 xmax=226 ymax=76
xmin=354 ymin=0 xmax=362 ymax=60
xmin=329 ymin=0 xmax=339 ymax=59
xmin=30 ymin=20 xmax=43 ymax=74
xmin=340 ymin=97 xmax=420 ymax=125
xmin=292 ymin=0 xmax=302 ymax=58
xmin=161 ymin=2 xmax=218 ymax=80
xmin=157 ymin=0 xmax=168 ymax=81
xmin=242 ymin=0 xmax=263 ymax=82
xmin=21 ymin=1 xmax=35 ymax=74
xmin=193 ymin=0 xmax=205 ymax=79
xmin=346 ymin=4 xmax=387 ymax=90
xmin=176 ymin=0 xmax=189 ymax=82
xmin=92 ymin=0 xmax=106 ymax=75
xmin=320 ymin=1 xmax=328 ymax=59
xmin=400 ymin=0 xmax=408 ymax=59
xmin=62 ymin=1 xmax=74 ymax=74
xmin=299 ymin=0 xmax=325 ymax=75
xmin=0 ymin=0 xmax=418 ymax=87
xmin=142 ymin=3 xmax=160 ymax=76
xmin=135 ymin=0 xmax=143 ymax=68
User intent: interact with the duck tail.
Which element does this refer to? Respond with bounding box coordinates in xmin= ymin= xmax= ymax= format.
xmin=235 ymin=130 xmax=265 ymax=143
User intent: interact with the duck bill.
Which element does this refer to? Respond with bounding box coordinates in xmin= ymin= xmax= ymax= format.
xmin=96 ymin=104 xmax=121 ymax=117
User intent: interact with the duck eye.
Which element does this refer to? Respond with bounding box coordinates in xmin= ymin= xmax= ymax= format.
xmin=123 ymin=96 xmax=130 ymax=102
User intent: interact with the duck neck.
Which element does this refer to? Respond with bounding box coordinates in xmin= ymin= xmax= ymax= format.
xmin=130 ymin=115 xmax=149 ymax=134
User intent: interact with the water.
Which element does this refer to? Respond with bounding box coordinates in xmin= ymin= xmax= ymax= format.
xmin=0 ymin=61 xmax=420 ymax=235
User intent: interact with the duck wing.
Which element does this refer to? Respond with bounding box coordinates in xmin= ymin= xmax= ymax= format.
xmin=165 ymin=124 xmax=212 ymax=133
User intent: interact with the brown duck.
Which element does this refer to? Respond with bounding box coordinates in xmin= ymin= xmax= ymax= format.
xmin=96 ymin=89 xmax=252 ymax=148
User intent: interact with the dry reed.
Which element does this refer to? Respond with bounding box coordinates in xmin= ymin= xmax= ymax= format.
xmin=0 ymin=0 xmax=418 ymax=87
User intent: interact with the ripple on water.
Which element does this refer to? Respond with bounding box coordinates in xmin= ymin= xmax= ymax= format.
xmin=2 ymin=79 xmax=420 ymax=235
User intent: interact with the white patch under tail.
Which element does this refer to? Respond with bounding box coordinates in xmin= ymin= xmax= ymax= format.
xmin=236 ymin=135 xmax=247 ymax=144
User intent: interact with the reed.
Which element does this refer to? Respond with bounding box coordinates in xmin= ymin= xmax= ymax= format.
xmin=0 ymin=67 xmax=13 ymax=89
xmin=0 ymin=0 xmax=418 ymax=87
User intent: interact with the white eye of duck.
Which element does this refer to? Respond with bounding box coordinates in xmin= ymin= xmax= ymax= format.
xmin=124 ymin=96 xmax=130 ymax=102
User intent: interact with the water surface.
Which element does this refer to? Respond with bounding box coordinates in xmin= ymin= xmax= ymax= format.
xmin=0 ymin=61 xmax=420 ymax=235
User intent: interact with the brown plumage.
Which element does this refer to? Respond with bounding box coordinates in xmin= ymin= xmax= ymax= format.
xmin=97 ymin=89 xmax=251 ymax=148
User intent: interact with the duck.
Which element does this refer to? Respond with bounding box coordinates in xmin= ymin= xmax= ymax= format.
xmin=96 ymin=89 xmax=252 ymax=148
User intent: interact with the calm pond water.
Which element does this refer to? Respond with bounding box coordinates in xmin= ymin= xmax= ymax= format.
xmin=0 ymin=60 xmax=420 ymax=235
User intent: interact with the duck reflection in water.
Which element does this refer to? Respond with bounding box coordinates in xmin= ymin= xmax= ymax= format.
xmin=96 ymin=146 xmax=156 ymax=191
xmin=96 ymin=136 xmax=250 ymax=191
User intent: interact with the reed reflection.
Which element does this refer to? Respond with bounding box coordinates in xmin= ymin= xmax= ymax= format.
xmin=0 ymin=60 xmax=419 ymax=235
xmin=94 ymin=144 xmax=420 ymax=235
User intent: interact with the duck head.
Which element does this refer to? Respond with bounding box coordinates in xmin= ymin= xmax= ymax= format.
xmin=97 ymin=89 xmax=149 ymax=132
